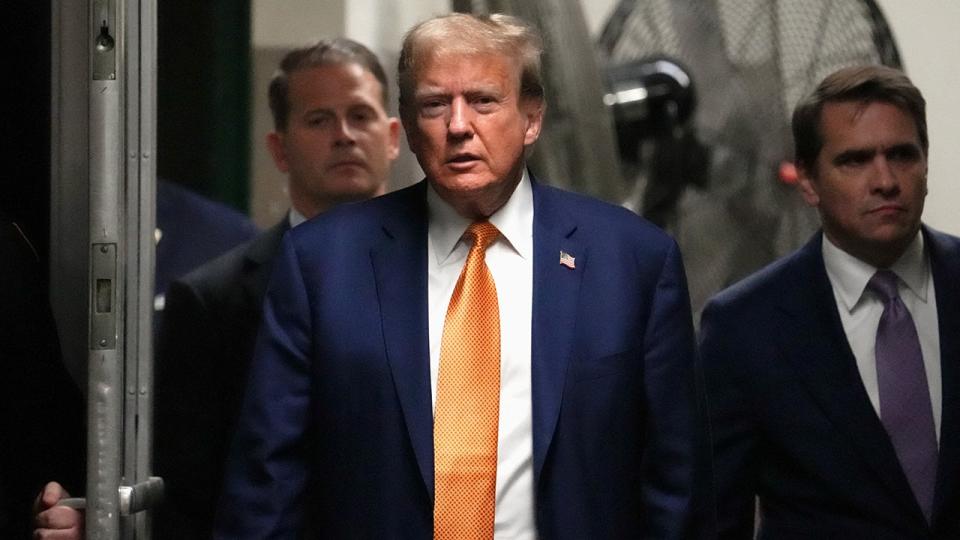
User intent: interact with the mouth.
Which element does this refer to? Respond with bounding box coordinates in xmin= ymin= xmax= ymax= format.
xmin=329 ymin=159 xmax=366 ymax=170
xmin=445 ymin=153 xmax=481 ymax=170
xmin=867 ymin=204 xmax=906 ymax=216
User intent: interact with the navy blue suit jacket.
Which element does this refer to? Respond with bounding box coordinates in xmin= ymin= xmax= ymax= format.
xmin=215 ymin=179 xmax=705 ymax=538
xmin=155 ymin=179 xmax=259 ymax=298
xmin=155 ymin=220 xmax=288 ymax=540
xmin=701 ymin=227 xmax=960 ymax=539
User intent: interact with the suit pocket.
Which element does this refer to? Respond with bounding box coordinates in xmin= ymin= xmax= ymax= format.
xmin=568 ymin=347 xmax=640 ymax=383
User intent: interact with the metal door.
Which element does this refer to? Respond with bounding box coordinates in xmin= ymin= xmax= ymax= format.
xmin=51 ymin=1 xmax=162 ymax=538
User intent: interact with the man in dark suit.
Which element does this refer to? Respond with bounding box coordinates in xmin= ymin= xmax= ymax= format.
xmin=154 ymin=38 xmax=400 ymax=539
xmin=702 ymin=64 xmax=960 ymax=538
xmin=154 ymin=179 xmax=259 ymax=315
xmin=215 ymin=13 xmax=703 ymax=539
xmin=0 ymin=216 xmax=85 ymax=539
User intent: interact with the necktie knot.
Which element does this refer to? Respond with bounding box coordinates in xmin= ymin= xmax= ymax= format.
xmin=467 ymin=221 xmax=499 ymax=254
xmin=868 ymin=269 xmax=901 ymax=303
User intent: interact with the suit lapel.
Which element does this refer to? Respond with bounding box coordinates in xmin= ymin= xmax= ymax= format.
xmin=778 ymin=234 xmax=925 ymax=520
xmin=927 ymin=227 xmax=960 ymax=523
xmin=241 ymin=219 xmax=289 ymax=308
xmin=529 ymin=182 xmax=586 ymax=483
xmin=369 ymin=183 xmax=434 ymax=499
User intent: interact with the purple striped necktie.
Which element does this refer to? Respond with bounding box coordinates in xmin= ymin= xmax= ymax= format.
xmin=869 ymin=269 xmax=938 ymax=523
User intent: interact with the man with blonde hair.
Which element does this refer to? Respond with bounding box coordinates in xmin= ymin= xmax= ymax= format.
xmin=217 ymin=13 xmax=705 ymax=538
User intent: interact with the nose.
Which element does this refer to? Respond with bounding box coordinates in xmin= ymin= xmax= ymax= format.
xmin=332 ymin=116 xmax=356 ymax=146
xmin=447 ymin=98 xmax=474 ymax=139
xmin=871 ymin=155 xmax=899 ymax=195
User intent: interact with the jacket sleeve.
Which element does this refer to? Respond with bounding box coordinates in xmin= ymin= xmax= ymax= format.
xmin=154 ymin=278 xmax=229 ymax=539
xmin=213 ymin=235 xmax=314 ymax=539
xmin=639 ymin=240 xmax=715 ymax=538
xmin=699 ymin=298 xmax=759 ymax=539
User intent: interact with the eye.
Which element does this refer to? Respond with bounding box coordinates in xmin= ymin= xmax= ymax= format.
xmin=306 ymin=114 xmax=332 ymax=128
xmin=472 ymin=95 xmax=498 ymax=112
xmin=886 ymin=144 xmax=921 ymax=163
xmin=419 ymin=99 xmax=447 ymax=118
xmin=834 ymin=150 xmax=872 ymax=168
xmin=349 ymin=108 xmax=375 ymax=124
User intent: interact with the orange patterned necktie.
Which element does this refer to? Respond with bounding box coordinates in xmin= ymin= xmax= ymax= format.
xmin=434 ymin=221 xmax=501 ymax=540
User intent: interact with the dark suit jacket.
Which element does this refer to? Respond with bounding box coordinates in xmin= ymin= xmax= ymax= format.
xmin=215 ymin=179 xmax=706 ymax=539
xmin=154 ymin=180 xmax=259 ymax=337
xmin=155 ymin=179 xmax=260 ymax=298
xmin=154 ymin=219 xmax=288 ymax=540
xmin=701 ymin=227 xmax=960 ymax=539
xmin=0 ymin=217 xmax=85 ymax=539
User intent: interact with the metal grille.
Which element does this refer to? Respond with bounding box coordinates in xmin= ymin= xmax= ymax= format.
xmin=599 ymin=0 xmax=901 ymax=319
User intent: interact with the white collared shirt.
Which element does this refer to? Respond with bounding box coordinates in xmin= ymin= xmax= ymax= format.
xmin=822 ymin=232 xmax=942 ymax=440
xmin=288 ymin=207 xmax=308 ymax=229
xmin=427 ymin=171 xmax=536 ymax=540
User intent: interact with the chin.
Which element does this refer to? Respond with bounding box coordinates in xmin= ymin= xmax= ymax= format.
xmin=319 ymin=180 xmax=382 ymax=201
xmin=864 ymin=229 xmax=919 ymax=253
xmin=433 ymin=174 xmax=498 ymax=195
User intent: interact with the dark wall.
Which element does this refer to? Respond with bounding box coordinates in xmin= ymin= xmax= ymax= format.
xmin=158 ymin=1 xmax=251 ymax=212
xmin=0 ymin=1 xmax=51 ymax=269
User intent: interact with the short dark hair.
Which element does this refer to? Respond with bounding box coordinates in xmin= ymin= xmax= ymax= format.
xmin=268 ymin=38 xmax=389 ymax=131
xmin=792 ymin=65 xmax=927 ymax=173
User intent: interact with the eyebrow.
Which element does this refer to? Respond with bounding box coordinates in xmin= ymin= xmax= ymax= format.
xmin=414 ymin=85 xmax=446 ymax=100
xmin=884 ymin=142 xmax=923 ymax=156
xmin=831 ymin=142 xmax=921 ymax=165
xmin=414 ymin=82 xmax=505 ymax=100
xmin=303 ymin=101 xmax=378 ymax=115
xmin=831 ymin=148 xmax=874 ymax=164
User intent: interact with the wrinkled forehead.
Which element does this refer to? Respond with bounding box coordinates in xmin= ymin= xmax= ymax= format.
xmin=412 ymin=47 xmax=521 ymax=85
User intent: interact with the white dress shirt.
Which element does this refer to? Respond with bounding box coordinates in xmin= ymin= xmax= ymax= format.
xmin=822 ymin=232 xmax=942 ymax=440
xmin=427 ymin=171 xmax=536 ymax=540
xmin=288 ymin=207 xmax=308 ymax=228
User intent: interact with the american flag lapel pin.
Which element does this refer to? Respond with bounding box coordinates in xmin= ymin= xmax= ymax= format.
xmin=559 ymin=250 xmax=576 ymax=269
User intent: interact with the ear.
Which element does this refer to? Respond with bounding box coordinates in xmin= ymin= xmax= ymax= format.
xmin=266 ymin=131 xmax=289 ymax=173
xmin=386 ymin=117 xmax=401 ymax=161
xmin=796 ymin=162 xmax=820 ymax=208
xmin=522 ymin=97 xmax=544 ymax=146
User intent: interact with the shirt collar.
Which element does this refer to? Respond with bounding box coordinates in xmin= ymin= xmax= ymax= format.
xmin=288 ymin=207 xmax=308 ymax=228
xmin=427 ymin=169 xmax=534 ymax=266
xmin=822 ymin=230 xmax=929 ymax=312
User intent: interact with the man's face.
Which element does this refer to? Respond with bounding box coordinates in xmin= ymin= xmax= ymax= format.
xmin=405 ymin=52 xmax=543 ymax=219
xmin=798 ymin=100 xmax=928 ymax=267
xmin=268 ymin=63 xmax=400 ymax=218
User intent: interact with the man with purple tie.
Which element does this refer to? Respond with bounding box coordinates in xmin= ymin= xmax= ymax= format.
xmin=701 ymin=65 xmax=960 ymax=538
